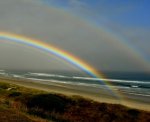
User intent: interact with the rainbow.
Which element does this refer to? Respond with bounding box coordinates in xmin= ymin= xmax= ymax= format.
xmin=0 ymin=32 xmax=120 ymax=98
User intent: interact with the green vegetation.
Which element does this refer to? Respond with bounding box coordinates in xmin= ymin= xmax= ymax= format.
xmin=0 ymin=81 xmax=150 ymax=122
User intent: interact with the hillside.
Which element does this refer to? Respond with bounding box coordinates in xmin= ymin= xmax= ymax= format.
xmin=0 ymin=81 xmax=150 ymax=122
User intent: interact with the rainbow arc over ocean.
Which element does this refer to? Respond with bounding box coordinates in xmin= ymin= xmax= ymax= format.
xmin=0 ymin=32 xmax=121 ymax=98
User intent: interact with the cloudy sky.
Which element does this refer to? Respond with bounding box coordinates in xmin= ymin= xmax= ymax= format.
xmin=0 ymin=0 xmax=150 ymax=73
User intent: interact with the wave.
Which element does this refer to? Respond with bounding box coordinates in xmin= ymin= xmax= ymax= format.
xmin=12 ymin=75 xmax=25 ymax=78
xmin=0 ymin=71 xmax=149 ymax=97
xmin=0 ymin=71 xmax=149 ymax=89
xmin=27 ymin=72 xmax=149 ymax=84
xmin=119 ymin=90 xmax=150 ymax=97
xmin=16 ymin=76 xmax=150 ymax=97
xmin=73 ymin=76 xmax=150 ymax=84
xmin=28 ymin=72 xmax=68 ymax=78
xmin=22 ymin=77 xmax=133 ymax=90
xmin=0 ymin=72 xmax=6 ymax=75
xmin=25 ymin=72 xmax=150 ymax=86
xmin=23 ymin=77 xmax=109 ymax=89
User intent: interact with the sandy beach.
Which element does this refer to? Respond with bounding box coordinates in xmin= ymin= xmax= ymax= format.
xmin=0 ymin=77 xmax=149 ymax=111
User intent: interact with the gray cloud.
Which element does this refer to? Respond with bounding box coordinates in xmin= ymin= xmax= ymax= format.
xmin=119 ymin=28 xmax=150 ymax=60
xmin=0 ymin=0 xmax=149 ymax=72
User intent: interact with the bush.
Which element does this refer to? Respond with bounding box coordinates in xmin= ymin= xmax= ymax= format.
xmin=127 ymin=109 xmax=140 ymax=117
xmin=26 ymin=94 xmax=68 ymax=113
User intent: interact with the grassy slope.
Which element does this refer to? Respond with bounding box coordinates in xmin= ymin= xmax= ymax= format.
xmin=0 ymin=81 xmax=150 ymax=122
xmin=0 ymin=107 xmax=33 ymax=122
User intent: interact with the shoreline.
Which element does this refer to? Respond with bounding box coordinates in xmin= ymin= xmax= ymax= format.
xmin=0 ymin=76 xmax=150 ymax=111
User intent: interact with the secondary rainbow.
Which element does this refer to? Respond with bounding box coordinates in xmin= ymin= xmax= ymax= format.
xmin=0 ymin=32 xmax=120 ymax=98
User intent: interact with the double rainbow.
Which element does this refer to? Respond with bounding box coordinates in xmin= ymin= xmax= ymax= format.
xmin=0 ymin=32 xmax=120 ymax=98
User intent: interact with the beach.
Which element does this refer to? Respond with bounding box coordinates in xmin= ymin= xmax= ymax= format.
xmin=0 ymin=76 xmax=149 ymax=111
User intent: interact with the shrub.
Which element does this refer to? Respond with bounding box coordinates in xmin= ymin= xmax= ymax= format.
xmin=26 ymin=94 xmax=68 ymax=113
xmin=127 ymin=109 xmax=140 ymax=117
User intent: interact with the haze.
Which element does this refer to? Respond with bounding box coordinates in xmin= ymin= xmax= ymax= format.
xmin=0 ymin=0 xmax=150 ymax=73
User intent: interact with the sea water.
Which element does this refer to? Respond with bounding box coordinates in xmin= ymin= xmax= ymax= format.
xmin=0 ymin=70 xmax=150 ymax=98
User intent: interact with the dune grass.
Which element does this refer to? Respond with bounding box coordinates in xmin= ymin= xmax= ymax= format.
xmin=0 ymin=81 xmax=150 ymax=122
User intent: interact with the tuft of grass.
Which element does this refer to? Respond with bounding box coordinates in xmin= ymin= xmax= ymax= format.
xmin=0 ymin=83 xmax=10 ymax=89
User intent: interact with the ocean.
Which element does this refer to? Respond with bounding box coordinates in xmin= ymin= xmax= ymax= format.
xmin=0 ymin=70 xmax=150 ymax=98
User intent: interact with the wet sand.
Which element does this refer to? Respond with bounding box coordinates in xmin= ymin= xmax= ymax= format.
xmin=0 ymin=77 xmax=149 ymax=111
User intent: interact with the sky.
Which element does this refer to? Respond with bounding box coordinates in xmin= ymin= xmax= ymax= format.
xmin=0 ymin=0 xmax=150 ymax=73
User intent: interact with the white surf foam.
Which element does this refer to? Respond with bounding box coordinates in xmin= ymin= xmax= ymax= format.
xmin=27 ymin=72 xmax=149 ymax=85
xmin=0 ymin=72 xmax=6 ymax=75
xmin=73 ymin=76 xmax=149 ymax=84
xmin=28 ymin=72 xmax=68 ymax=78
xmin=12 ymin=75 xmax=25 ymax=78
